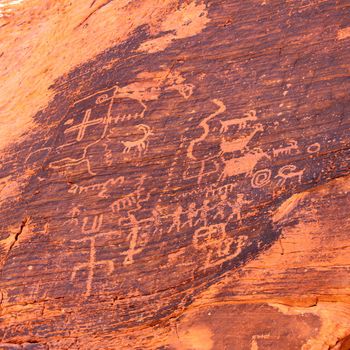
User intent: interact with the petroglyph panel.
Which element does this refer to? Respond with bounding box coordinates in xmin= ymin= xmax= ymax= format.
xmin=0 ymin=0 xmax=349 ymax=345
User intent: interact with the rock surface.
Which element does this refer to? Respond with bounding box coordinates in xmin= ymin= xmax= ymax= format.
xmin=0 ymin=0 xmax=349 ymax=349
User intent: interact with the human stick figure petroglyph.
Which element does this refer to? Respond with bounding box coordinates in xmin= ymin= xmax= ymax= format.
xmin=228 ymin=194 xmax=251 ymax=224
xmin=187 ymin=99 xmax=226 ymax=160
xmin=219 ymin=110 xmax=258 ymax=133
xmin=119 ymin=214 xmax=143 ymax=266
xmin=70 ymin=234 xmax=115 ymax=297
xmin=275 ymin=164 xmax=305 ymax=186
xmin=121 ymin=124 xmax=153 ymax=156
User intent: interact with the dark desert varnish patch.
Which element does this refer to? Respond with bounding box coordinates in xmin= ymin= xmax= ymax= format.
xmin=0 ymin=0 xmax=349 ymax=341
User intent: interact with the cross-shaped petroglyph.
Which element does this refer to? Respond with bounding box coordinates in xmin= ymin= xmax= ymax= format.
xmin=65 ymin=108 xmax=103 ymax=142
xmin=70 ymin=234 xmax=115 ymax=297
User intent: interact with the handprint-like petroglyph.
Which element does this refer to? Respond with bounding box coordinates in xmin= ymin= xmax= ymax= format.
xmin=219 ymin=148 xmax=271 ymax=181
xmin=121 ymin=124 xmax=153 ymax=156
xmin=219 ymin=110 xmax=257 ymax=133
xmin=81 ymin=214 xmax=103 ymax=234
xmin=275 ymin=164 xmax=305 ymax=187
xmin=219 ymin=123 xmax=264 ymax=155
xmin=71 ymin=234 xmax=115 ymax=297
xmin=272 ymin=139 xmax=300 ymax=157
xmin=187 ymin=99 xmax=226 ymax=160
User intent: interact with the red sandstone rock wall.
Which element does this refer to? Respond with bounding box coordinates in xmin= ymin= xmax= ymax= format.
xmin=0 ymin=0 xmax=349 ymax=349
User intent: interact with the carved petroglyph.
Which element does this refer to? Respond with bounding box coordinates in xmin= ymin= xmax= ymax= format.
xmin=110 ymin=176 xmax=149 ymax=213
xmin=120 ymin=214 xmax=143 ymax=266
xmin=251 ymin=168 xmax=272 ymax=188
xmin=168 ymin=204 xmax=184 ymax=233
xmin=71 ymin=234 xmax=114 ymax=297
xmin=219 ymin=123 xmax=264 ymax=155
xmin=121 ymin=124 xmax=153 ymax=156
xmin=228 ymin=194 xmax=251 ymax=224
xmin=275 ymin=164 xmax=305 ymax=187
xmin=186 ymin=203 xmax=197 ymax=228
xmin=219 ymin=148 xmax=271 ymax=181
xmin=307 ymin=142 xmax=321 ymax=154
xmin=219 ymin=110 xmax=258 ymax=133
xmin=49 ymin=88 xmax=116 ymax=175
xmin=193 ymin=224 xmax=248 ymax=269
xmin=65 ymin=108 xmax=102 ymax=142
xmin=81 ymin=214 xmax=103 ymax=234
xmin=50 ymin=70 xmax=193 ymax=177
xmin=111 ymin=100 xmax=147 ymax=124
xmin=272 ymin=139 xmax=300 ymax=157
xmin=164 ymin=70 xmax=195 ymax=99
xmin=24 ymin=147 xmax=52 ymax=166
xmin=183 ymin=158 xmax=220 ymax=185
xmin=213 ymin=193 xmax=233 ymax=221
xmin=68 ymin=176 xmax=125 ymax=198
xmin=187 ymin=99 xmax=226 ymax=160
xmin=194 ymin=199 xmax=211 ymax=227
xmin=205 ymin=182 xmax=237 ymax=197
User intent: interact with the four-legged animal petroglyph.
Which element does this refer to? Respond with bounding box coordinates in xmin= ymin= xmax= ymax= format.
xmin=275 ymin=164 xmax=305 ymax=187
xmin=121 ymin=124 xmax=153 ymax=156
xmin=219 ymin=123 xmax=264 ymax=155
xmin=219 ymin=148 xmax=271 ymax=181
xmin=219 ymin=110 xmax=258 ymax=133
xmin=273 ymin=140 xmax=300 ymax=157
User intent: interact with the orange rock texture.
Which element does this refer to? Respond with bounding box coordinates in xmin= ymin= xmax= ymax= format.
xmin=0 ymin=0 xmax=349 ymax=349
